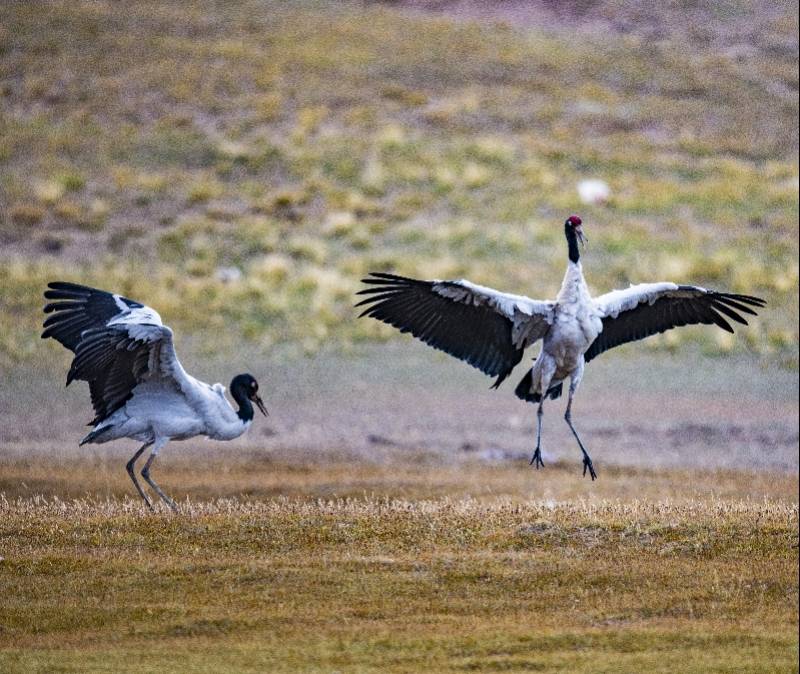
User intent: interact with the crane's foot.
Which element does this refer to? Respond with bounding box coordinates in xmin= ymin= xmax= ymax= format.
xmin=530 ymin=447 xmax=545 ymax=469
xmin=160 ymin=496 xmax=179 ymax=513
xmin=582 ymin=454 xmax=597 ymax=481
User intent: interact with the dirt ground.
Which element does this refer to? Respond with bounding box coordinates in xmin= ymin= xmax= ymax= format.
xmin=1 ymin=344 xmax=796 ymax=494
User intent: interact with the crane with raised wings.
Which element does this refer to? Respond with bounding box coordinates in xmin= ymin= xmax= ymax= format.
xmin=42 ymin=282 xmax=268 ymax=510
xmin=357 ymin=216 xmax=765 ymax=479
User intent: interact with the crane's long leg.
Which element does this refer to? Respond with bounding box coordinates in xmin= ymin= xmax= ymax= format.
xmin=530 ymin=401 xmax=545 ymax=469
xmin=126 ymin=442 xmax=154 ymax=510
xmin=529 ymin=356 xmax=555 ymax=470
xmin=141 ymin=439 xmax=178 ymax=512
xmin=564 ymin=371 xmax=596 ymax=481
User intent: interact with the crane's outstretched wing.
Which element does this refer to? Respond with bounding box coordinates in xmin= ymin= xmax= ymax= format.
xmin=356 ymin=272 xmax=554 ymax=387
xmin=585 ymin=282 xmax=765 ymax=362
xmin=42 ymin=282 xmax=192 ymax=425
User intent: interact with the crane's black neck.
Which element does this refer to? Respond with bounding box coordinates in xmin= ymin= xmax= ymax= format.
xmin=565 ymin=223 xmax=581 ymax=264
xmin=231 ymin=383 xmax=254 ymax=422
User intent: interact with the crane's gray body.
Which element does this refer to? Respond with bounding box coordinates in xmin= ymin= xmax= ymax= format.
xmin=529 ymin=260 xmax=602 ymax=398
xmin=87 ymin=377 xmax=252 ymax=447
xmin=79 ymin=305 xmax=252 ymax=449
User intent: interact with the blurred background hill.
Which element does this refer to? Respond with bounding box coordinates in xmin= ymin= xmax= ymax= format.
xmin=0 ymin=0 xmax=797 ymax=369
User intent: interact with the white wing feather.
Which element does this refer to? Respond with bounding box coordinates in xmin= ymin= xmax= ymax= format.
xmin=433 ymin=279 xmax=554 ymax=348
xmin=593 ymin=282 xmax=687 ymax=318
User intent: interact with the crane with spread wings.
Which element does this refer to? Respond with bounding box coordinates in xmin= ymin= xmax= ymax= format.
xmin=42 ymin=282 xmax=268 ymax=510
xmin=357 ymin=216 xmax=765 ymax=479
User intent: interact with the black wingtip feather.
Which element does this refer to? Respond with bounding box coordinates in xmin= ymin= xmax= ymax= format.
xmin=47 ymin=281 xmax=93 ymax=292
xmin=357 ymin=272 xmax=523 ymax=383
xmin=714 ymin=296 xmax=758 ymax=316
xmin=585 ymin=287 xmax=764 ymax=363
xmin=710 ymin=300 xmax=748 ymax=326
xmin=707 ymin=308 xmax=734 ymax=333
xmin=355 ymin=286 xmax=404 ymax=296
xmin=363 ymin=272 xmax=415 ymax=281
xmin=725 ymin=293 xmax=766 ymax=306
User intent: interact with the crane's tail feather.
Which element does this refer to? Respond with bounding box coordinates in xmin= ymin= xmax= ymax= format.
xmin=514 ymin=371 xmax=563 ymax=404
xmin=79 ymin=426 xmax=113 ymax=446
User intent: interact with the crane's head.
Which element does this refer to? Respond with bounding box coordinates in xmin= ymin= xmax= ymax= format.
xmin=231 ymin=373 xmax=268 ymax=417
xmin=565 ymin=215 xmax=587 ymax=246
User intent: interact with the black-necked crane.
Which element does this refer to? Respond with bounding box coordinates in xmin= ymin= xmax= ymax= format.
xmin=42 ymin=282 xmax=268 ymax=511
xmin=357 ymin=216 xmax=765 ymax=480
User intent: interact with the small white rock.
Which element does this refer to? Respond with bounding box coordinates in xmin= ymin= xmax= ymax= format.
xmin=577 ymin=179 xmax=611 ymax=205
xmin=215 ymin=266 xmax=243 ymax=283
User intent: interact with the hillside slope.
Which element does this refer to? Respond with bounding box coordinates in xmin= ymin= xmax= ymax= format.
xmin=1 ymin=0 xmax=797 ymax=365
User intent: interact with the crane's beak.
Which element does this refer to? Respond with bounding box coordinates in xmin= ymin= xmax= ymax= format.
xmin=253 ymin=394 xmax=269 ymax=417
xmin=575 ymin=227 xmax=588 ymax=247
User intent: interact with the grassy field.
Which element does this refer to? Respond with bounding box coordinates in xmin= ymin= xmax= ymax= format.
xmin=1 ymin=346 xmax=798 ymax=673
xmin=0 ymin=461 xmax=798 ymax=674
xmin=1 ymin=345 xmax=797 ymax=672
xmin=0 ymin=0 xmax=797 ymax=367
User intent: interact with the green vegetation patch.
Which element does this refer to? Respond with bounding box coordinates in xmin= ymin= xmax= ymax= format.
xmin=0 ymin=0 xmax=797 ymax=368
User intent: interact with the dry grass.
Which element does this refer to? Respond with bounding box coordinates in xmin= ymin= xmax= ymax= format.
xmin=0 ymin=459 xmax=798 ymax=673
xmin=1 ymin=453 xmax=799 ymax=504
